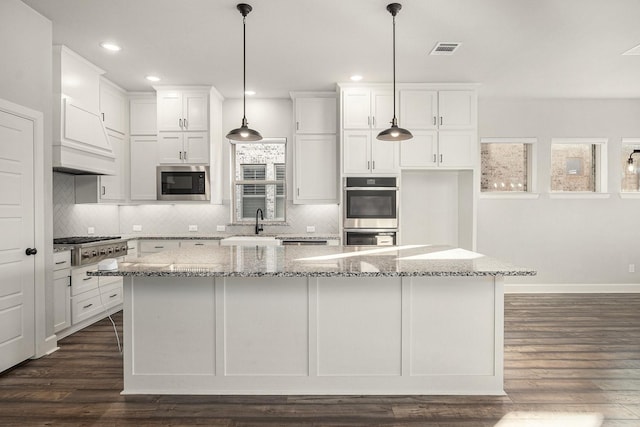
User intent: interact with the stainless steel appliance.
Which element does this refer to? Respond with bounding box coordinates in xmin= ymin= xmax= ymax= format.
xmin=344 ymin=230 xmax=396 ymax=246
xmin=157 ymin=165 xmax=210 ymax=201
xmin=53 ymin=236 xmax=128 ymax=266
xmin=343 ymin=177 xmax=398 ymax=229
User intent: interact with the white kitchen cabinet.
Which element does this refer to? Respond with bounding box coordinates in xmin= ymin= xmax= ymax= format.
xmin=156 ymin=89 xmax=209 ymax=132
xmin=400 ymin=89 xmax=476 ymax=130
xmin=294 ymin=97 xmax=336 ymax=134
xmin=130 ymin=135 xmax=158 ymax=200
xmin=130 ymin=96 xmax=157 ymax=135
xmin=342 ymin=88 xmax=394 ymax=130
xmin=74 ymin=130 xmax=127 ymax=203
xmin=53 ymin=251 xmax=71 ymax=333
xmin=158 ymin=131 xmax=209 ymax=164
xmin=343 ymin=130 xmax=398 ymax=174
xmin=400 ymin=130 xmax=476 ymax=169
xmin=294 ymin=135 xmax=338 ymax=203
xmin=99 ymin=78 xmax=127 ymax=134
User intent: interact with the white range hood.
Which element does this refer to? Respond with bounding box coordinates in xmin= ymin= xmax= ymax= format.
xmin=52 ymin=45 xmax=115 ymax=175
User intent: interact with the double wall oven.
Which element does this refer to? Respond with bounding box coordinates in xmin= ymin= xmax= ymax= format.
xmin=343 ymin=177 xmax=398 ymax=246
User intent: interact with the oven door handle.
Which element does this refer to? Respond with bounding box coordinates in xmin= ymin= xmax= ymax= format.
xmin=344 ymin=187 xmax=399 ymax=191
xmin=343 ymin=228 xmax=398 ymax=233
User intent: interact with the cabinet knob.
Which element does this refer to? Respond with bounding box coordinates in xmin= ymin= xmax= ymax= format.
xmin=25 ymin=248 xmax=37 ymax=256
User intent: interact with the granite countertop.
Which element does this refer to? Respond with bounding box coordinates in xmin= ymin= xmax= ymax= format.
xmin=120 ymin=233 xmax=340 ymax=241
xmin=88 ymin=245 xmax=536 ymax=278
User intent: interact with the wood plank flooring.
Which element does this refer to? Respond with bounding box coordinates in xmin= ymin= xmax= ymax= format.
xmin=0 ymin=293 xmax=639 ymax=426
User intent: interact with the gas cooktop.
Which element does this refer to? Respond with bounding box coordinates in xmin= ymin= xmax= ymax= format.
xmin=53 ymin=236 xmax=122 ymax=245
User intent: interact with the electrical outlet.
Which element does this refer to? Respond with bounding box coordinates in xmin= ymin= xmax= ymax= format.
xmin=630 ymin=264 xmax=635 ymax=273
xmin=216 ymin=225 xmax=226 ymax=232
xmin=189 ymin=225 xmax=198 ymax=232
xmin=306 ymin=226 xmax=316 ymax=233
xmin=133 ymin=225 xmax=142 ymax=232
xmin=87 ymin=227 xmax=95 ymax=234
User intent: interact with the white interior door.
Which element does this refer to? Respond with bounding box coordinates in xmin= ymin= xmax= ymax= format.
xmin=0 ymin=109 xmax=35 ymax=373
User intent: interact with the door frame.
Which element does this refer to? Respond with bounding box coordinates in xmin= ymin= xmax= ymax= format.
xmin=0 ymin=98 xmax=48 ymax=358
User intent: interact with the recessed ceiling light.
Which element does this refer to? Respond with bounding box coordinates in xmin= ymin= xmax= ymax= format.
xmin=145 ymin=75 xmax=161 ymax=82
xmin=244 ymin=90 xmax=256 ymax=96
xmin=100 ymin=42 xmax=121 ymax=52
xmin=350 ymin=75 xmax=363 ymax=82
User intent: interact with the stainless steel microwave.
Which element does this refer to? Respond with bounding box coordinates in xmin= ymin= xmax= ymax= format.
xmin=157 ymin=166 xmax=210 ymax=201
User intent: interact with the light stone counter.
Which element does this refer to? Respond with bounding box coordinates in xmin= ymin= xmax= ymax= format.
xmin=89 ymin=244 xmax=535 ymax=278
xmin=99 ymin=245 xmax=534 ymax=396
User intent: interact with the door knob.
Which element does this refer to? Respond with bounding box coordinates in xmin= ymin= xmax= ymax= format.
xmin=25 ymin=248 xmax=37 ymax=256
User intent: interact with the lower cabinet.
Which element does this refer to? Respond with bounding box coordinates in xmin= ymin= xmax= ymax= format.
xmin=53 ymin=251 xmax=71 ymax=333
xmin=69 ymin=259 xmax=124 ymax=327
xmin=138 ymin=239 xmax=219 ymax=256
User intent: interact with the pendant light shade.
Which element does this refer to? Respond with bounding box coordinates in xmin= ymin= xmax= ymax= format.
xmin=227 ymin=3 xmax=262 ymax=142
xmin=377 ymin=3 xmax=412 ymax=142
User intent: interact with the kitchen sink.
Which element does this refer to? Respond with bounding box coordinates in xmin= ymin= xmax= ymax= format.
xmin=219 ymin=236 xmax=282 ymax=246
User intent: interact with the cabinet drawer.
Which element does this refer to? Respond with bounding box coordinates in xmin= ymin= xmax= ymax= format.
xmin=71 ymin=288 xmax=103 ymax=324
xmin=53 ymin=251 xmax=71 ymax=270
xmin=71 ymin=265 xmax=99 ymax=296
xmin=139 ymin=240 xmax=180 ymax=253
xmin=100 ymin=282 xmax=123 ymax=310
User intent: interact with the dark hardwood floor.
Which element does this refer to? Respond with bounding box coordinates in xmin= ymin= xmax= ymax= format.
xmin=1 ymin=294 xmax=639 ymax=426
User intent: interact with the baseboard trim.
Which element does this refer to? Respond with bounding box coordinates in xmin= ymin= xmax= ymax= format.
xmin=505 ymin=283 xmax=640 ymax=294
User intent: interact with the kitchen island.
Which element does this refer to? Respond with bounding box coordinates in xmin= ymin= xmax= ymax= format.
xmin=90 ymin=244 xmax=535 ymax=395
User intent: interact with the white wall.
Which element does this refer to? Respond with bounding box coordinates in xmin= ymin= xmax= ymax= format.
xmin=0 ymin=1 xmax=54 ymax=336
xmin=478 ymin=98 xmax=640 ymax=285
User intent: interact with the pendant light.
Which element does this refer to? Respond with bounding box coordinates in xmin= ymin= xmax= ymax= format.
xmin=226 ymin=3 xmax=262 ymax=142
xmin=377 ymin=3 xmax=413 ymax=142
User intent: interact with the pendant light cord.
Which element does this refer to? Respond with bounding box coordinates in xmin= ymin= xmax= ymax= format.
xmin=243 ymin=15 xmax=247 ymax=122
xmin=392 ymin=13 xmax=396 ymax=120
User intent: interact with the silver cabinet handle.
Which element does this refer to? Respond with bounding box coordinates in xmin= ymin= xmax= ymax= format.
xmin=183 ymin=151 xmax=187 ymax=161
xmin=372 ymin=160 xmax=376 ymax=170
xmin=83 ymin=303 xmax=93 ymax=309
xmin=433 ymin=154 xmax=437 ymax=163
xmin=68 ymin=276 xmax=71 ymax=287
xmin=154 ymin=246 xmax=164 ymax=249
xmin=367 ymin=116 xmax=371 ymax=127
xmin=101 ymin=112 xmax=105 ymax=122
xmin=440 ymin=116 xmax=443 ymax=126
xmin=184 ymin=118 xmax=188 ymax=129
xmin=372 ymin=116 xmax=376 ymax=127
xmin=367 ymin=161 xmax=371 ymax=170
xmin=433 ymin=116 xmax=436 ymax=126
xmin=194 ymin=243 xmax=204 ymax=246
xmin=296 ymin=121 xmax=299 ymax=131
xmin=440 ymin=154 xmax=443 ymax=163
xmin=101 ymin=186 xmax=106 ymax=196
xmin=109 ymin=294 xmax=118 ymax=298
xmin=297 ymin=188 xmax=300 ymax=196
xmin=55 ymin=261 xmax=66 ymax=265
xmin=179 ymin=151 xmax=183 ymax=160
xmin=83 ymin=277 xmax=92 ymax=281
xmin=179 ymin=118 xmax=183 ymax=128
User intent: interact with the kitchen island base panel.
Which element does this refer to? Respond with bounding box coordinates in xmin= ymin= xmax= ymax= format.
xmin=123 ymin=276 xmax=504 ymax=395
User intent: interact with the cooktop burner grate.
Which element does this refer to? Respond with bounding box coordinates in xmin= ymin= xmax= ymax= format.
xmin=53 ymin=236 xmax=122 ymax=245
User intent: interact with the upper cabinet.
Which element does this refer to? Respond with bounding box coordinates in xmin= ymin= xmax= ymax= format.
xmin=156 ymin=88 xmax=209 ymax=132
xmin=99 ymin=78 xmax=127 ymax=135
xmin=291 ymin=92 xmax=338 ymax=204
xmin=52 ymin=45 xmax=115 ymax=175
xmin=130 ymin=95 xmax=157 ymax=135
xmin=342 ymin=88 xmax=394 ymax=130
xmin=399 ymin=89 xmax=476 ymax=130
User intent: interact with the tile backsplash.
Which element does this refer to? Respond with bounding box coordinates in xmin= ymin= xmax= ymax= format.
xmin=53 ymin=172 xmax=339 ymax=237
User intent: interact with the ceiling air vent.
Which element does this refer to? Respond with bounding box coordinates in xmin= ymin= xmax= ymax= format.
xmin=430 ymin=42 xmax=461 ymax=55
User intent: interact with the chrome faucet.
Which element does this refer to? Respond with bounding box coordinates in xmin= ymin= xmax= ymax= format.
xmin=255 ymin=208 xmax=264 ymax=235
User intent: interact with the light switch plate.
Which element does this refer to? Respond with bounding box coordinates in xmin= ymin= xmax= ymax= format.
xmin=189 ymin=225 xmax=198 ymax=232
xmin=133 ymin=225 xmax=142 ymax=232
xmin=306 ymin=226 xmax=316 ymax=233
xmin=87 ymin=227 xmax=95 ymax=234
xmin=216 ymin=225 xmax=226 ymax=232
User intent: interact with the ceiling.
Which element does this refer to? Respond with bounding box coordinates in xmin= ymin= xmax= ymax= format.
xmin=22 ymin=0 xmax=640 ymax=99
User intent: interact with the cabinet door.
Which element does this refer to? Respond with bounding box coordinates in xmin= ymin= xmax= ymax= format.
xmin=294 ymin=135 xmax=337 ymax=203
xmin=371 ymin=90 xmax=394 ymax=130
xmin=295 ymin=97 xmax=336 ymax=134
xmin=342 ymin=89 xmax=371 ymax=129
xmin=99 ymin=83 xmax=126 ymax=134
xmin=343 ymin=130 xmax=371 ymax=174
xmin=400 ymin=130 xmax=438 ymax=168
xmin=183 ymin=132 xmax=209 ymax=164
xmin=399 ymin=90 xmax=438 ymax=129
xmin=100 ymin=131 xmax=126 ymax=201
xmin=370 ymin=136 xmax=399 ymax=173
xmin=182 ymin=91 xmax=208 ymax=131
xmin=53 ymin=269 xmax=71 ymax=333
xmin=438 ymin=131 xmax=476 ymax=168
xmin=157 ymin=132 xmax=184 ymax=164
xmin=157 ymin=91 xmax=183 ymax=131
xmin=130 ymin=135 xmax=158 ymax=200
xmin=438 ymin=91 xmax=476 ymax=130
xmin=130 ymin=97 xmax=157 ymax=135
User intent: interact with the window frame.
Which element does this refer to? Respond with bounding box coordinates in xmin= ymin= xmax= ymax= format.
xmin=549 ymin=138 xmax=608 ymax=198
xmin=231 ymin=137 xmax=287 ymax=224
xmin=479 ymin=137 xmax=538 ymax=199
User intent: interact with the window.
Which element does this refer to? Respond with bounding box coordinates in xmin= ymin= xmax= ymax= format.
xmin=550 ymin=138 xmax=607 ymax=193
xmin=480 ymin=138 xmax=537 ymax=194
xmin=621 ymin=139 xmax=640 ymax=193
xmin=232 ymin=138 xmax=286 ymax=222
